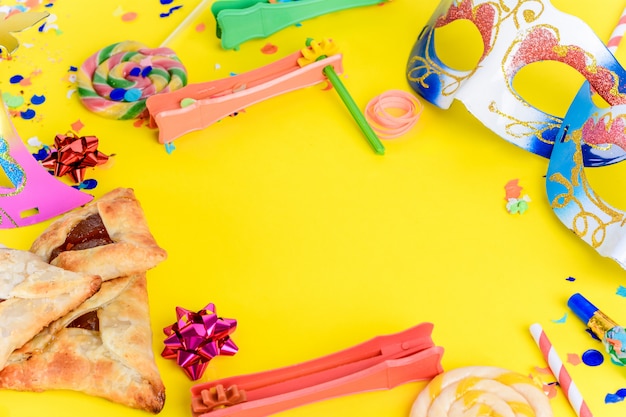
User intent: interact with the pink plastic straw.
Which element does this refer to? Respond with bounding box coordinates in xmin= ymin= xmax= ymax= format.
xmin=529 ymin=323 xmax=593 ymax=417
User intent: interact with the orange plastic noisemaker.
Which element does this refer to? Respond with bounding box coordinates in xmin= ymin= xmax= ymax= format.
xmin=190 ymin=323 xmax=444 ymax=417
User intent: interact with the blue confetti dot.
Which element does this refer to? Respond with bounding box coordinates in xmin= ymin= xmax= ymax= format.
xmin=582 ymin=349 xmax=604 ymax=366
xmin=566 ymin=276 xmax=576 ymax=281
xmin=31 ymin=95 xmax=46 ymax=105
xmin=68 ymin=66 xmax=78 ymax=72
xmin=124 ymin=88 xmax=142 ymax=102
xmin=129 ymin=67 xmax=141 ymax=77
xmin=141 ymin=66 xmax=153 ymax=77
xmin=9 ymin=75 xmax=24 ymax=84
xmin=618 ymin=388 xmax=626 ymax=397
xmin=160 ymin=0 xmax=173 ymax=4
xmin=20 ymin=109 xmax=36 ymax=120
xmin=110 ymin=88 xmax=126 ymax=101
xmin=164 ymin=142 xmax=175 ymax=154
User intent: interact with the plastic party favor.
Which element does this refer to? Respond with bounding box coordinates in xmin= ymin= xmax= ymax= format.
xmin=211 ymin=0 xmax=389 ymax=50
xmin=568 ymin=293 xmax=626 ymax=367
xmin=190 ymin=323 xmax=443 ymax=417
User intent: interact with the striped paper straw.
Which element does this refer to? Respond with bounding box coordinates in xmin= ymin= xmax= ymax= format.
xmin=607 ymin=7 xmax=626 ymax=53
xmin=529 ymin=323 xmax=593 ymax=417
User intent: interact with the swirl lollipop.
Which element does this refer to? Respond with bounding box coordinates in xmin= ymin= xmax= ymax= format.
xmin=410 ymin=366 xmax=553 ymax=417
xmin=77 ymin=0 xmax=210 ymax=120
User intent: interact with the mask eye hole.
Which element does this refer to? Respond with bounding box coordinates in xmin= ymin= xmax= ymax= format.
xmin=432 ymin=18 xmax=484 ymax=72
xmin=512 ymin=61 xmax=593 ymax=118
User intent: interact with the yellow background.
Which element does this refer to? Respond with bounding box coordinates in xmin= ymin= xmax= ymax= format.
xmin=2 ymin=0 xmax=626 ymax=416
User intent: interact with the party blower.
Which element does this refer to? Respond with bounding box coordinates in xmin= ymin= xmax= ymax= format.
xmin=211 ymin=0 xmax=389 ymax=50
xmin=568 ymin=293 xmax=626 ymax=366
xmin=189 ymin=323 xmax=443 ymax=417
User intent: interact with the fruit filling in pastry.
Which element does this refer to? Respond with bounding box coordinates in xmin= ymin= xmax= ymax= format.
xmin=67 ymin=310 xmax=99 ymax=331
xmin=49 ymin=214 xmax=113 ymax=261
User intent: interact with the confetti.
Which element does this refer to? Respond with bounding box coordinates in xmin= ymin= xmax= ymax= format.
xmin=617 ymin=285 xmax=626 ymax=297
xmin=30 ymin=94 xmax=45 ymax=105
xmin=504 ymin=179 xmax=531 ymax=214
xmin=165 ymin=142 xmax=175 ymax=154
xmin=581 ymin=349 xmax=604 ymax=366
xmin=9 ymin=75 xmax=23 ymax=84
xmin=504 ymin=179 xmax=523 ymax=199
xmin=71 ymin=119 xmax=84 ymax=132
xmin=566 ymin=276 xmax=576 ymax=281
xmin=567 ymin=353 xmax=581 ymax=365
xmin=195 ymin=22 xmax=205 ymax=33
xmin=551 ymin=313 xmax=568 ymax=324
xmin=26 ymin=136 xmax=41 ymax=147
xmin=261 ymin=42 xmax=278 ymax=54
xmin=20 ymin=108 xmax=35 ymax=119
xmin=121 ymin=12 xmax=137 ymax=22
xmin=2 ymin=92 xmax=24 ymax=108
xmin=605 ymin=388 xmax=626 ymax=404
xmin=160 ymin=5 xmax=183 ymax=18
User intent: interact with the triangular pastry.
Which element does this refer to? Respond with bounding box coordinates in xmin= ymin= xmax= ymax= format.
xmin=30 ymin=187 xmax=167 ymax=281
xmin=0 ymin=247 xmax=102 ymax=372
xmin=0 ymin=273 xmax=166 ymax=413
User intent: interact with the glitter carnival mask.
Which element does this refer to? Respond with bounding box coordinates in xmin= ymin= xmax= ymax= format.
xmin=547 ymin=82 xmax=626 ymax=269
xmin=0 ymin=96 xmax=92 ymax=228
xmin=407 ymin=0 xmax=626 ymax=167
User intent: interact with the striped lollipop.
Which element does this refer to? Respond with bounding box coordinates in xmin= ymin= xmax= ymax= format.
xmin=76 ymin=0 xmax=212 ymax=120
xmin=77 ymin=41 xmax=188 ymax=120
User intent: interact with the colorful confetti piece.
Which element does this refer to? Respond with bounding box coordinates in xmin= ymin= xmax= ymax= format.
xmin=566 ymin=276 xmax=576 ymax=282
xmin=617 ymin=285 xmax=626 ymax=297
xmin=605 ymin=388 xmax=626 ymax=404
xmin=551 ymin=313 xmax=568 ymax=324
xmin=261 ymin=43 xmax=278 ymax=54
xmin=71 ymin=119 xmax=84 ymax=132
xmin=581 ymin=349 xmax=604 ymax=366
xmin=567 ymin=353 xmax=582 ymax=365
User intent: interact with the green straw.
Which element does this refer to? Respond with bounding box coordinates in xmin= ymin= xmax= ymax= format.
xmin=321 ymin=64 xmax=385 ymax=155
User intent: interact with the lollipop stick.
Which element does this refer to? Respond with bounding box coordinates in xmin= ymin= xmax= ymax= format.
xmin=160 ymin=0 xmax=212 ymax=47
xmin=529 ymin=323 xmax=593 ymax=417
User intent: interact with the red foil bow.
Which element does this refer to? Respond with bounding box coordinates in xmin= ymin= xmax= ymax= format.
xmin=162 ymin=303 xmax=238 ymax=380
xmin=41 ymin=133 xmax=109 ymax=183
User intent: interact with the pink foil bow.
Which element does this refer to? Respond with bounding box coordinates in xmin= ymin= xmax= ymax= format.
xmin=162 ymin=303 xmax=238 ymax=380
xmin=41 ymin=133 xmax=109 ymax=183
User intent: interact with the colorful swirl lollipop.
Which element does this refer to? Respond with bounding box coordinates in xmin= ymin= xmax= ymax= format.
xmin=77 ymin=41 xmax=188 ymax=120
xmin=410 ymin=366 xmax=553 ymax=417
xmin=76 ymin=0 xmax=212 ymax=120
